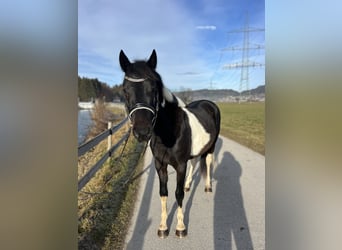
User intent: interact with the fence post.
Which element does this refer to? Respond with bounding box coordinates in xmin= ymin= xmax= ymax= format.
xmin=107 ymin=121 xmax=112 ymax=152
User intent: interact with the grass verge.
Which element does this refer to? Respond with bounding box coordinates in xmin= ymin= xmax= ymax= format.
xmin=78 ymin=132 xmax=145 ymax=249
xmin=217 ymin=102 xmax=265 ymax=155
xmin=78 ymin=102 xmax=145 ymax=249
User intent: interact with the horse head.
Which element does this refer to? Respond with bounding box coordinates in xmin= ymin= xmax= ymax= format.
xmin=119 ymin=49 xmax=162 ymax=141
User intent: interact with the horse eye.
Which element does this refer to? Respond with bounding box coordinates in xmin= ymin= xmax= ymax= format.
xmin=148 ymin=86 xmax=156 ymax=94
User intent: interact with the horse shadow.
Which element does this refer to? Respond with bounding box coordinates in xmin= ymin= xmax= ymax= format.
xmin=213 ymin=148 xmax=254 ymax=250
xmin=126 ymin=161 xmax=155 ymax=250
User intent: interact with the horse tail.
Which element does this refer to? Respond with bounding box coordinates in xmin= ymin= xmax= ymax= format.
xmin=200 ymin=153 xmax=208 ymax=179
xmin=214 ymin=103 xmax=221 ymax=136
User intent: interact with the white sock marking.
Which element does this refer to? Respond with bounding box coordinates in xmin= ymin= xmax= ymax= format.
xmin=159 ymin=196 xmax=168 ymax=230
xmin=176 ymin=206 xmax=186 ymax=231
xmin=185 ymin=158 xmax=199 ymax=189
xmin=205 ymin=153 xmax=213 ymax=188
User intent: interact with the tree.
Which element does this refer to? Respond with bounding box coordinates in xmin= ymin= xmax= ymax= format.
xmin=177 ymin=87 xmax=193 ymax=104
xmin=78 ymin=76 xmax=119 ymax=102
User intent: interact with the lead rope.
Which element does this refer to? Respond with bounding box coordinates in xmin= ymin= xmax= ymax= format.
xmin=122 ymin=139 xmax=149 ymax=186
xmin=78 ymin=130 xmax=147 ymax=221
xmin=100 ymin=128 xmax=133 ymax=187
xmin=118 ymin=127 xmax=132 ymax=159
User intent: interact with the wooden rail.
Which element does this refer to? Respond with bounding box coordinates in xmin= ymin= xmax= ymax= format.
xmin=78 ymin=117 xmax=130 ymax=191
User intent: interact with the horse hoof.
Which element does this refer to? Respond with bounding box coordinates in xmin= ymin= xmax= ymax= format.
xmin=204 ymin=187 xmax=212 ymax=193
xmin=157 ymin=229 xmax=169 ymax=238
xmin=175 ymin=229 xmax=187 ymax=238
xmin=184 ymin=187 xmax=190 ymax=192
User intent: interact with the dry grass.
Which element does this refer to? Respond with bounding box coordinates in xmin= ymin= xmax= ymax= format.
xmin=88 ymin=100 xmax=125 ymax=138
xmin=78 ymin=129 xmax=145 ymax=249
xmin=78 ymin=104 xmax=145 ymax=249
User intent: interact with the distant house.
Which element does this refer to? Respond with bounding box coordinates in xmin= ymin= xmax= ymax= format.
xmin=112 ymin=97 xmax=121 ymax=103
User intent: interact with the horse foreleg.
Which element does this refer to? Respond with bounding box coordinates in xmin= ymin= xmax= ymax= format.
xmin=184 ymin=157 xmax=198 ymax=192
xmin=175 ymin=164 xmax=187 ymax=238
xmin=156 ymin=162 xmax=169 ymax=238
xmin=158 ymin=196 xmax=168 ymax=237
xmin=205 ymin=153 xmax=213 ymax=192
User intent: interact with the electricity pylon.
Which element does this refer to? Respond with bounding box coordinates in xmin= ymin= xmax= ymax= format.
xmin=222 ymin=13 xmax=264 ymax=100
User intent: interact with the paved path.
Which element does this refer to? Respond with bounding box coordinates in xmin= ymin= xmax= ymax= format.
xmin=124 ymin=136 xmax=265 ymax=250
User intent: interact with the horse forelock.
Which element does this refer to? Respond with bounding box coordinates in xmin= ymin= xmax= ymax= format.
xmin=127 ymin=61 xmax=160 ymax=82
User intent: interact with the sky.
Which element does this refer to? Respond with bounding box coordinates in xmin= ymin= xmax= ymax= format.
xmin=78 ymin=0 xmax=264 ymax=91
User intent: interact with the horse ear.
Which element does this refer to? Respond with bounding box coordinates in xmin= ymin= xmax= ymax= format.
xmin=119 ymin=50 xmax=131 ymax=72
xmin=147 ymin=49 xmax=157 ymax=69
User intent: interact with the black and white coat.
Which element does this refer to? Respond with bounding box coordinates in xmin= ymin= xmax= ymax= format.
xmin=119 ymin=50 xmax=221 ymax=238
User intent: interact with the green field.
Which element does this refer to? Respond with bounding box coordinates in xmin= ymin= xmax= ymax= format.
xmin=217 ymin=102 xmax=265 ymax=155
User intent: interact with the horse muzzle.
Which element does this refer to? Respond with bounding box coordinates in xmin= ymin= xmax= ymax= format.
xmin=128 ymin=103 xmax=156 ymax=141
xmin=132 ymin=126 xmax=152 ymax=142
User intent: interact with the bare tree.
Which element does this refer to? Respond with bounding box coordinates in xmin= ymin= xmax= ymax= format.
xmin=177 ymin=87 xmax=193 ymax=104
xmin=89 ymin=98 xmax=116 ymax=137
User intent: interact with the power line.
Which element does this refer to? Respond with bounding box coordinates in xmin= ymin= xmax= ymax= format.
xmin=221 ymin=12 xmax=264 ymax=98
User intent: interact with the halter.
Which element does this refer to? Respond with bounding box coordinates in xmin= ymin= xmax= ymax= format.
xmin=128 ymin=103 xmax=157 ymax=126
xmin=124 ymin=75 xmax=158 ymax=127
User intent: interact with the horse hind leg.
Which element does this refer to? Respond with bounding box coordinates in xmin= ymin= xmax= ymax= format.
xmin=184 ymin=157 xmax=199 ymax=192
xmin=204 ymin=153 xmax=213 ymax=192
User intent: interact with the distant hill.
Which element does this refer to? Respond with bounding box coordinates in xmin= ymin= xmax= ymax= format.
xmin=241 ymin=85 xmax=265 ymax=96
xmin=175 ymin=85 xmax=265 ymax=103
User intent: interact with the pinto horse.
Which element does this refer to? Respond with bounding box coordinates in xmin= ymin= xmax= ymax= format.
xmin=119 ymin=50 xmax=221 ymax=238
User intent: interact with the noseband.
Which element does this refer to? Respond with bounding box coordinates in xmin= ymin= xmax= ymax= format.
xmin=125 ymin=76 xmax=158 ymax=127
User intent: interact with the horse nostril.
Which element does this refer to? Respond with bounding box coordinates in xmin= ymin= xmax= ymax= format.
xmin=140 ymin=127 xmax=150 ymax=136
xmin=133 ymin=127 xmax=151 ymax=141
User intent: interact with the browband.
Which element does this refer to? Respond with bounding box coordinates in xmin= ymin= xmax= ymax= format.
xmin=124 ymin=76 xmax=146 ymax=83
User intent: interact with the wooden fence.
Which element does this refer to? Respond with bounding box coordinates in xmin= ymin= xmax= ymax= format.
xmin=78 ymin=117 xmax=130 ymax=191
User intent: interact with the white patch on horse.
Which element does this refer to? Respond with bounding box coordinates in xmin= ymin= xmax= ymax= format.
xmin=185 ymin=157 xmax=199 ymax=190
xmin=182 ymin=108 xmax=210 ymax=156
xmin=175 ymin=96 xmax=185 ymax=107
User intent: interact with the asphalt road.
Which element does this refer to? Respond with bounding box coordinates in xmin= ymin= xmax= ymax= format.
xmin=123 ymin=136 xmax=265 ymax=250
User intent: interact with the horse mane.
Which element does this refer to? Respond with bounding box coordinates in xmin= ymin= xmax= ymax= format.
xmin=162 ymin=87 xmax=185 ymax=107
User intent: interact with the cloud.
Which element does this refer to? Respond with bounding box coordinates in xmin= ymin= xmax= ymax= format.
xmin=196 ymin=25 xmax=217 ymax=30
xmin=177 ymin=71 xmax=201 ymax=76
xmin=78 ymin=0 xmax=214 ymax=90
xmin=78 ymin=0 xmax=264 ymax=91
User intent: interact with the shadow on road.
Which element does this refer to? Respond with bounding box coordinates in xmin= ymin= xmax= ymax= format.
xmin=183 ymin=167 xmax=201 ymax=231
xmin=126 ymin=161 xmax=155 ymax=250
xmin=126 ymin=137 xmax=255 ymax=249
xmin=213 ymin=150 xmax=254 ymax=250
